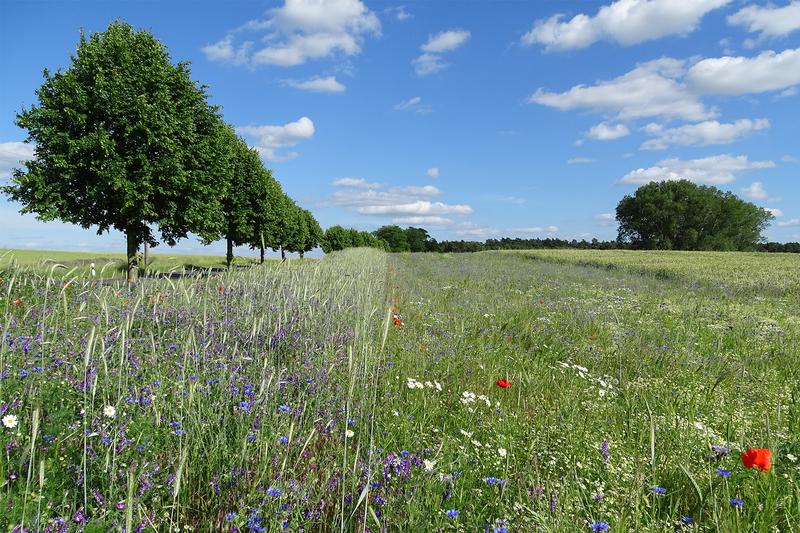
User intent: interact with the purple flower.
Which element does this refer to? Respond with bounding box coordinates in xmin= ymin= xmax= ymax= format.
xmin=279 ymin=405 xmax=290 ymax=412
xmin=590 ymin=522 xmax=610 ymax=531
xmin=651 ymin=486 xmax=667 ymax=495
xmin=267 ymin=486 xmax=282 ymax=498
xmin=445 ymin=509 xmax=459 ymax=519
xmin=73 ymin=511 xmax=85 ymax=523
xmin=600 ymin=439 xmax=610 ymax=462
xmin=225 ymin=511 xmax=237 ymax=522
xmin=279 ymin=435 xmax=289 ymax=445
xmin=716 ymin=468 xmax=731 ymax=478
xmin=729 ymin=498 xmax=744 ymax=508
xmin=681 ymin=516 xmax=695 ymax=525
xmin=116 ymin=502 xmax=126 ymax=510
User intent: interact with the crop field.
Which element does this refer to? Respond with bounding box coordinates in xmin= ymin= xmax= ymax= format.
xmin=1 ymin=249 xmax=799 ymax=532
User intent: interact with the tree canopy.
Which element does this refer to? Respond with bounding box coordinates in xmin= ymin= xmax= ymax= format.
xmin=3 ymin=21 xmax=229 ymax=280
xmin=615 ymin=180 xmax=773 ymax=251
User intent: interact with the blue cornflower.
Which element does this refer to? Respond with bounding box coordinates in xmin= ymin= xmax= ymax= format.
xmin=19 ymin=370 xmax=28 ymax=378
xmin=279 ymin=435 xmax=289 ymax=445
xmin=494 ymin=528 xmax=509 ymax=533
xmin=716 ymin=468 xmax=731 ymax=478
xmin=247 ymin=513 xmax=265 ymax=532
xmin=101 ymin=437 xmax=112 ymax=445
xmin=279 ymin=405 xmax=290 ymax=412
xmin=445 ymin=509 xmax=459 ymax=519
xmin=681 ymin=516 xmax=695 ymax=525
xmin=651 ymin=486 xmax=667 ymax=494
xmin=32 ymin=366 xmax=42 ymax=373
xmin=246 ymin=434 xmax=256 ymax=442
xmin=590 ymin=521 xmax=610 ymax=531
xmin=729 ymin=498 xmax=744 ymax=508
xmin=169 ymin=421 xmax=181 ymax=428
xmin=224 ymin=511 xmax=236 ymax=522
xmin=400 ymin=450 xmax=409 ymax=456
xmin=267 ymin=486 xmax=282 ymax=498
xmin=239 ymin=401 xmax=251 ymax=412
xmin=173 ymin=429 xmax=185 ymax=436
xmin=485 ymin=476 xmax=505 ymax=486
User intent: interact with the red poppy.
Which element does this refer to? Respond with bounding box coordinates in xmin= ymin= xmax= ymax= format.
xmin=741 ymin=448 xmax=771 ymax=472
xmin=496 ymin=379 xmax=512 ymax=388
xmin=218 ymin=286 xmax=225 ymax=292
xmin=12 ymin=298 xmax=22 ymax=306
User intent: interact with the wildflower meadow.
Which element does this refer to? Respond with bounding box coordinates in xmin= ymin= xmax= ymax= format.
xmin=1 ymin=249 xmax=799 ymax=532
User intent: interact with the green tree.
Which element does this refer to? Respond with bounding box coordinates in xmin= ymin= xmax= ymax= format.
xmin=405 ymin=227 xmax=431 ymax=252
xmin=321 ymin=225 xmax=351 ymax=253
xmin=299 ymin=209 xmax=322 ymax=258
xmin=374 ymin=225 xmax=410 ymax=252
xmin=616 ymin=180 xmax=773 ymax=251
xmin=3 ymin=21 xmax=228 ymax=282
xmin=249 ymin=168 xmax=283 ymax=264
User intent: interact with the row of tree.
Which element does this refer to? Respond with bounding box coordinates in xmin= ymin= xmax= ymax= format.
xmin=2 ymin=21 xmax=322 ymax=281
xmin=319 ymin=226 xmax=388 ymax=253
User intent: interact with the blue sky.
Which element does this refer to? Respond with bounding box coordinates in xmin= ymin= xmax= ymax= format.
xmin=1 ymin=0 xmax=799 ymax=255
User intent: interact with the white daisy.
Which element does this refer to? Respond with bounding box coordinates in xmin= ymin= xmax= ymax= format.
xmin=103 ymin=405 xmax=116 ymax=418
xmin=2 ymin=414 xmax=18 ymax=429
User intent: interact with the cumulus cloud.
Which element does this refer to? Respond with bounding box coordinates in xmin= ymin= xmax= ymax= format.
xmin=567 ymin=157 xmax=595 ymax=164
xmin=764 ymin=207 xmax=783 ymax=217
xmin=687 ymin=48 xmax=800 ymax=95
xmin=235 ymin=116 xmax=315 ymax=161
xmin=393 ymin=96 xmax=433 ymax=114
xmin=392 ymin=216 xmax=452 ymax=225
xmin=595 ymin=213 xmax=616 ymax=225
xmin=384 ymin=5 xmax=412 ymax=21
xmin=426 ymin=167 xmax=439 ymax=178
xmin=740 ymin=181 xmax=771 ymax=200
xmin=530 ymin=58 xmax=714 ymax=121
xmin=0 ymin=141 xmax=35 ymax=181
xmin=413 ymin=29 xmax=470 ymax=76
xmin=332 ymin=177 xmax=381 ymax=188
xmin=619 ymin=154 xmax=775 ymax=185
xmin=202 ymin=0 xmax=380 ymax=67
xmin=454 ymin=223 xmax=559 ymax=238
xmin=521 ymin=0 xmax=729 ymax=51
xmin=777 ymin=218 xmax=800 ymax=227
xmin=283 ymin=76 xmax=346 ymax=92
xmin=327 ymin=178 xmax=471 ymax=219
xmin=728 ymin=2 xmax=800 ymax=39
xmin=587 ymin=122 xmax=630 ymax=140
xmin=641 ymin=118 xmax=769 ymax=150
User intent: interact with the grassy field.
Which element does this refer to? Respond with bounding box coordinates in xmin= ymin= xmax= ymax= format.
xmin=1 ymin=249 xmax=798 ymax=531
xmin=0 ymin=248 xmax=263 ymax=278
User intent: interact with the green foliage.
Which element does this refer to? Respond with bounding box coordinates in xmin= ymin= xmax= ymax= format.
xmin=616 ymin=180 xmax=773 ymax=251
xmin=373 ymin=225 xmax=410 ymax=252
xmin=3 ymin=21 xmax=229 ymax=279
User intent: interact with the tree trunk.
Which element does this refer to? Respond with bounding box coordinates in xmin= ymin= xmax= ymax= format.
xmin=126 ymin=230 xmax=138 ymax=284
xmin=299 ymin=251 xmax=304 ymax=259
xmin=281 ymin=247 xmax=286 ymax=261
xmin=260 ymin=243 xmax=265 ymax=264
xmin=226 ymin=237 xmax=234 ymax=269
xmin=143 ymin=241 xmax=149 ymax=277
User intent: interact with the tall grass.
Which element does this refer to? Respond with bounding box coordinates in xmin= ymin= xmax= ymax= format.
xmin=1 ymin=249 xmax=798 ymax=531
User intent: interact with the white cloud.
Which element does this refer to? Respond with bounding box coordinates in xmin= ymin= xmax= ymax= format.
xmin=414 ymin=29 xmax=470 ymax=76
xmin=595 ymin=213 xmax=616 ymax=226
xmin=454 ymin=223 xmax=559 ymax=238
xmin=426 ymin=167 xmax=439 ymax=178
xmin=530 ymin=58 xmax=714 ymax=121
xmin=728 ymin=1 xmax=800 ymax=39
xmin=641 ymin=118 xmax=769 ymax=150
xmin=384 ymin=5 xmax=412 ymax=21
xmin=587 ymin=122 xmax=630 ymax=140
xmin=0 ymin=141 xmax=35 ymax=181
xmin=782 ymin=154 xmax=799 ymax=163
xmin=765 ymin=207 xmax=783 ymax=217
xmin=359 ymin=201 xmax=471 ymax=216
xmin=392 ymin=216 xmax=452 ymax=225
xmin=777 ymin=218 xmax=800 ymax=227
xmin=235 ymin=116 xmax=315 ymax=161
xmin=687 ymin=48 xmax=800 ymax=95
xmin=740 ymin=181 xmax=770 ymax=200
xmin=393 ymin=96 xmax=433 ymax=114
xmin=522 ymin=0 xmax=730 ymax=51
xmin=203 ymin=0 xmax=380 ymax=67
xmin=283 ymin=76 xmax=346 ymax=92
xmin=421 ymin=29 xmax=471 ymax=53
xmin=619 ymin=154 xmax=775 ymax=185
xmin=332 ymin=177 xmax=381 ymax=188
xmin=567 ymin=157 xmax=595 ymax=164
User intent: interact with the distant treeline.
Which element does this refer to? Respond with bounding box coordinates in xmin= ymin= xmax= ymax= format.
xmin=322 ymin=224 xmax=800 ymax=254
